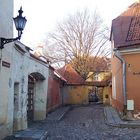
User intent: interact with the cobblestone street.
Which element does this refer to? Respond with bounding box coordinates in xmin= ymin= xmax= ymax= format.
xmin=29 ymin=104 xmax=140 ymax=140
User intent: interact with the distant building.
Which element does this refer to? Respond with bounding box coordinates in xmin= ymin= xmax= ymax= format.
xmin=58 ymin=64 xmax=111 ymax=105
xmin=86 ymin=58 xmax=111 ymax=105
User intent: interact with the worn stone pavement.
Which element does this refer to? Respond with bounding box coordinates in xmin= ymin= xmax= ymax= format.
xmin=4 ymin=104 xmax=140 ymax=140
xmin=30 ymin=104 xmax=140 ymax=140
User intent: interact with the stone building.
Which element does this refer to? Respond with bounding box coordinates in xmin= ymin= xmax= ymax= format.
xmin=0 ymin=0 xmax=49 ymax=139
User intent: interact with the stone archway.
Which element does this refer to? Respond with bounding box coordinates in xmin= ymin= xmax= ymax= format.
xmin=27 ymin=72 xmax=45 ymax=122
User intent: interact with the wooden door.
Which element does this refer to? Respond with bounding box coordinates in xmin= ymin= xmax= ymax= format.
xmin=27 ymin=76 xmax=35 ymax=121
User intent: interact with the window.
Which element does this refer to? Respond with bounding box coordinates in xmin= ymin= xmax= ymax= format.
xmin=93 ymin=73 xmax=98 ymax=81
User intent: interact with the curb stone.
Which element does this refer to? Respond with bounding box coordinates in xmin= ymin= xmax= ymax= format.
xmin=47 ymin=106 xmax=71 ymax=121
xmin=104 ymin=106 xmax=140 ymax=128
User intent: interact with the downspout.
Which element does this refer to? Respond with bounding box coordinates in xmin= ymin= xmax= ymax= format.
xmin=113 ymin=48 xmax=127 ymax=115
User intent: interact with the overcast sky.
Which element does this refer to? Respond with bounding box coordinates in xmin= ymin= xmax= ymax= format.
xmin=14 ymin=0 xmax=134 ymax=48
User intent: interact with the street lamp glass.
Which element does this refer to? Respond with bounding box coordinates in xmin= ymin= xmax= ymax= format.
xmin=0 ymin=7 xmax=27 ymax=49
xmin=13 ymin=7 xmax=27 ymax=35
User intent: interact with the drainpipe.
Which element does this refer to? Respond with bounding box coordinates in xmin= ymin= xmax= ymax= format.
xmin=113 ymin=48 xmax=127 ymax=115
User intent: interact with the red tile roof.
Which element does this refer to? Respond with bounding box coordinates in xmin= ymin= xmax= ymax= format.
xmin=111 ymin=2 xmax=140 ymax=48
xmin=57 ymin=64 xmax=85 ymax=85
xmin=90 ymin=57 xmax=111 ymax=72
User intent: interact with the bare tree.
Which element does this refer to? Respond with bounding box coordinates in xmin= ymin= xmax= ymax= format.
xmin=44 ymin=9 xmax=110 ymax=78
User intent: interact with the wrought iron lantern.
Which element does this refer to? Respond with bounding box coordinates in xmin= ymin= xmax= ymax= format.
xmin=0 ymin=7 xmax=27 ymax=49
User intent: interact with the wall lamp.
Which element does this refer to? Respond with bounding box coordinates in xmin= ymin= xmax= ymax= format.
xmin=0 ymin=7 xmax=27 ymax=49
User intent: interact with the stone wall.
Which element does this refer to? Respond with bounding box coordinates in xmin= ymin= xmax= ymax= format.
xmin=0 ymin=42 xmax=49 ymax=139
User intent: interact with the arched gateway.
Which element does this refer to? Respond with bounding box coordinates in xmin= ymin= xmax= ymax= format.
xmin=12 ymin=42 xmax=49 ymax=133
xmin=27 ymin=72 xmax=45 ymax=121
xmin=27 ymin=72 xmax=45 ymax=122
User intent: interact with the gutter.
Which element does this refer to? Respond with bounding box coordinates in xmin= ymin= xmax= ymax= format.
xmin=113 ymin=48 xmax=127 ymax=114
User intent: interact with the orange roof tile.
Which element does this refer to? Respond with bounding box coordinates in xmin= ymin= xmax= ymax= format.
xmin=57 ymin=64 xmax=85 ymax=85
xmin=111 ymin=2 xmax=140 ymax=48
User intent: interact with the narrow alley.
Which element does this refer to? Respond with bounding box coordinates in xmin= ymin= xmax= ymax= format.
xmin=14 ymin=104 xmax=140 ymax=140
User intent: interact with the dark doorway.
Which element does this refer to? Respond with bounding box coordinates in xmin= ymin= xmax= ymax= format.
xmin=88 ymin=88 xmax=99 ymax=103
xmin=27 ymin=75 xmax=35 ymax=121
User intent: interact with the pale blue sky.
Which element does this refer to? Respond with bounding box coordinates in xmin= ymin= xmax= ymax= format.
xmin=14 ymin=0 xmax=134 ymax=48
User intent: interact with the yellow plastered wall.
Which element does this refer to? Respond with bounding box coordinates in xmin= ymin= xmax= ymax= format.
xmin=63 ymin=85 xmax=111 ymax=105
xmin=63 ymin=86 xmax=92 ymax=105
xmin=103 ymin=86 xmax=110 ymax=105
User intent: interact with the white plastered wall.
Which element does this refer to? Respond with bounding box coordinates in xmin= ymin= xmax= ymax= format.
xmin=0 ymin=0 xmax=14 ymax=138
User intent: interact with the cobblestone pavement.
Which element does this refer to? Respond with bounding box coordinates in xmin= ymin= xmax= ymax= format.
xmin=30 ymin=104 xmax=140 ymax=140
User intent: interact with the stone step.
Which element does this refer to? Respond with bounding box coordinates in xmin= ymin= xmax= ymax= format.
xmin=14 ymin=129 xmax=48 ymax=140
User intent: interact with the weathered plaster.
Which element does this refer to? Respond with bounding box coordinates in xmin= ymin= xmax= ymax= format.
xmin=0 ymin=42 xmax=49 ymax=139
xmin=0 ymin=1 xmax=49 ymax=138
xmin=10 ymin=42 xmax=49 ymax=131
xmin=62 ymin=85 xmax=90 ymax=105
xmin=0 ymin=0 xmax=14 ymax=138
